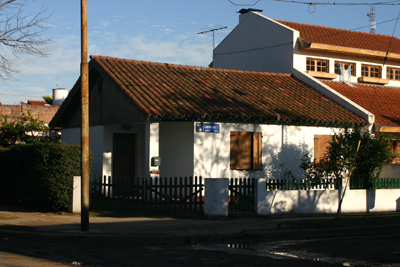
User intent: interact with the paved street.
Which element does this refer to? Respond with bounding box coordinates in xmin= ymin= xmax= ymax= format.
xmin=0 ymin=207 xmax=399 ymax=266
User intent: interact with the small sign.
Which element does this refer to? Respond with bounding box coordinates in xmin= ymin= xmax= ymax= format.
xmin=196 ymin=122 xmax=220 ymax=133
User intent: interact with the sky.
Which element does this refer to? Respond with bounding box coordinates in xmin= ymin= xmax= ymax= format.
xmin=1 ymin=0 xmax=400 ymax=104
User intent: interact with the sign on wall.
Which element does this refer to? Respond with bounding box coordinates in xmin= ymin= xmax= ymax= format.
xmin=196 ymin=122 xmax=220 ymax=133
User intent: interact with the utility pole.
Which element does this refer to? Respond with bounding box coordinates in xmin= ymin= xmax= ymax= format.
xmin=80 ymin=0 xmax=90 ymax=232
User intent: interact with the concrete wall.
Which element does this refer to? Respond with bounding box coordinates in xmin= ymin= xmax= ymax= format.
xmin=213 ymin=12 xmax=295 ymax=74
xmin=194 ymin=121 xmax=336 ymax=179
xmin=159 ymin=121 xmax=194 ymax=178
xmin=255 ymin=177 xmax=400 ymax=215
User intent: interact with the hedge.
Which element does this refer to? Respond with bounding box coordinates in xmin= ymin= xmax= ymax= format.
xmin=0 ymin=143 xmax=92 ymax=211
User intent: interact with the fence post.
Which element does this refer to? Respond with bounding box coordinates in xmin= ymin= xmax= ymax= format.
xmin=69 ymin=176 xmax=81 ymax=213
xmin=204 ymin=178 xmax=229 ymax=216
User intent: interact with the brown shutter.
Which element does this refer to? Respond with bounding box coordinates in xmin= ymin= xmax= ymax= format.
xmin=230 ymin=132 xmax=238 ymax=170
xmin=252 ymin=132 xmax=263 ymax=170
xmin=314 ymin=135 xmax=331 ymax=163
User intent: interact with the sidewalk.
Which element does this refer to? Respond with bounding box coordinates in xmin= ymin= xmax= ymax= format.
xmin=0 ymin=206 xmax=399 ymax=244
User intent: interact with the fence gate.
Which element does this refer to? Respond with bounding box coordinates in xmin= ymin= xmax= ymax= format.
xmin=228 ymin=178 xmax=255 ymax=213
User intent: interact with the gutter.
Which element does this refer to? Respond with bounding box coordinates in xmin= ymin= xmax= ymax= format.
xmin=292 ymin=68 xmax=374 ymax=126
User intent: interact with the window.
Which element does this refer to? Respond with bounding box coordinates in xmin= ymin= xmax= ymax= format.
xmin=230 ymin=131 xmax=262 ymax=170
xmin=361 ymin=64 xmax=381 ymax=78
xmin=387 ymin=67 xmax=400 ymax=81
xmin=334 ymin=61 xmax=356 ymax=76
xmin=307 ymin=58 xmax=329 ymax=73
xmin=314 ymin=135 xmax=331 ymax=163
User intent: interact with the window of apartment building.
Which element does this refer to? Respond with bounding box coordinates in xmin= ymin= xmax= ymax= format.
xmin=314 ymin=135 xmax=332 ymax=163
xmin=334 ymin=61 xmax=356 ymax=76
xmin=386 ymin=67 xmax=400 ymax=81
xmin=361 ymin=64 xmax=381 ymax=78
xmin=230 ymin=131 xmax=263 ymax=170
xmin=306 ymin=58 xmax=329 ymax=73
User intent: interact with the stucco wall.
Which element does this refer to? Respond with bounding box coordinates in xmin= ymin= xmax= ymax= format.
xmin=194 ymin=122 xmax=336 ymax=179
xmin=255 ymin=178 xmax=400 ymax=215
xmin=159 ymin=122 xmax=194 ymax=178
xmin=213 ymin=12 xmax=294 ymax=74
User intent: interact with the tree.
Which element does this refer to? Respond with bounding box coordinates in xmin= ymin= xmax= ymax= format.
xmin=301 ymin=127 xmax=391 ymax=183
xmin=0 ymin=0 xmax=51 ymax=80
xmin=0 ymin=110 xmax=49 ymax=147
xmin=42 ymin=95 xmax=52 ymax=105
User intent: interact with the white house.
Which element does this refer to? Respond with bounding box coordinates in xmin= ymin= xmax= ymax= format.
xmin=213 ymin=8 xmax=400 ymax=167
xmin=49 ymin=55 xmax=366 ymax=180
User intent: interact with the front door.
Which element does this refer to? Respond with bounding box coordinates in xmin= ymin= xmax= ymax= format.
xmin=112 ymin=133 xmax=135 ymax=179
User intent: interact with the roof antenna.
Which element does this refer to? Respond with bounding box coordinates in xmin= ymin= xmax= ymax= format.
xmin=198 ymin=26 xmax=228 ymax=49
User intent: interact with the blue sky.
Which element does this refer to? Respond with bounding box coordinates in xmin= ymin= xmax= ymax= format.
xmin=1 ymin=0 xmax=400 ymax=104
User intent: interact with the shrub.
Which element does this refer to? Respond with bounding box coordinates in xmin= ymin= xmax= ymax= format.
xmin=0 ymin=142 xmax=91 ymax=211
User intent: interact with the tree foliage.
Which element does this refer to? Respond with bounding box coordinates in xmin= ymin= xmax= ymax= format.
xmin=0 ymin=0 xmax=51 ymax=80
xmin=0 ymin=110 xmax=49 ymax=147
xmin=301 ymin=127 xmax=391 ymax=182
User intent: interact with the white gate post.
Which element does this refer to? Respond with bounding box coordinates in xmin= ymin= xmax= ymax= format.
xmin=70 ymin=176 xmax=82 ymax=213
xmin=204 ymin=178 xmax=229 ymax=216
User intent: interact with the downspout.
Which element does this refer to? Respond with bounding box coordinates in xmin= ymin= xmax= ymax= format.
xmin=292 ymin=68 xmax=375 ymax=131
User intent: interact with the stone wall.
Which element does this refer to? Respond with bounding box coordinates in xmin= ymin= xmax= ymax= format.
xmin=0 ymin=102 xmax=59 ymax=125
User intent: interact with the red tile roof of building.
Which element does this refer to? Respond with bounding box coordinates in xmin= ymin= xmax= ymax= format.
xmin=51 ymin=56 xmax=366 ymax=127
xmin=277 ymin=20 xmax=400 ymax=54
xmin=27 ymin=100 xmax=48 ymax=106
xmin=323 ymin=81 xmax=400 ymax=127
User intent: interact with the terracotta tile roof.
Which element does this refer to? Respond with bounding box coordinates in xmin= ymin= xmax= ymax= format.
xmin=82 ymin=55 xmax=364 ymax=126
xmin=277 ymin=20 xmax=400 ymax=54
xmin=323 ymin=81 xmax=400 ymax=127
xmin=27 ymin=100 xmax=48 ymax=106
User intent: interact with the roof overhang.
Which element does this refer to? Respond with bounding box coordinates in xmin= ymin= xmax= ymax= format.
xmin=374 ymin=125 xmax=400 ymax=133
xmin=298 ymin=38 xmax=400 ymax=61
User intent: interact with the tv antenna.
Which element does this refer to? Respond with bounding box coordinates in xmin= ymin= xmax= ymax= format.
xmin=274 ymin=1 xmax=400 ymax=33
xmin=198 ymin=26 xmax=228 ymax=49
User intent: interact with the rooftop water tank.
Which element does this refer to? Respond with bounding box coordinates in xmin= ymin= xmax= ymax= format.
xmin=52 ymin=88 xmax=70 ymax=105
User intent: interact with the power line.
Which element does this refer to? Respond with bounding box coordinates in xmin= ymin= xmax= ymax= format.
xmin=274 ymin=0 xmax=400 ymax=5
xmin=213 ymin=17 xmax=400 ymax=57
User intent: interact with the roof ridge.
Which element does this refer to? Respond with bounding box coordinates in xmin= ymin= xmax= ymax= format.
xmin=275 ymin=19 xmax=395 ymax=39
xmin=90 ymin=55 xmax=292 ymax=77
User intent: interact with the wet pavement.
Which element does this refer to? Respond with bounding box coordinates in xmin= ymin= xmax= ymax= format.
xmin=0 ymin=206 xmax=399 ymax=266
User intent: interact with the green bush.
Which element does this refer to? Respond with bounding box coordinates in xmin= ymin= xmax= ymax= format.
xmin=0 ymin=143 xmax=92 ymax=211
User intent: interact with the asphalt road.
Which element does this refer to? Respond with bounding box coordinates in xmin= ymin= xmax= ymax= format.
xmin=0 ymin=223 xmax=399 ymax=266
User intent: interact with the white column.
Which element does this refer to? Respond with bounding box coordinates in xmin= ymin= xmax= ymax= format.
xmin=145 ymin=121 xmax=160 ymax=176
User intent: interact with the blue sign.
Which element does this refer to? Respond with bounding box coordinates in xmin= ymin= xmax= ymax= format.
xmin=196 ymin=123 xmax=220 ymax=133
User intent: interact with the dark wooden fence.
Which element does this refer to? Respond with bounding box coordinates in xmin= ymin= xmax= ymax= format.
xmin=90 ymin=176 xmax=204 ymax=213
xmin=350 ymin=177 xmax=400 ymax=189
xmin=266 ymin=177 xmax=340 ymax=191
xmin=228 ymin=178 xmax=256 ymax=212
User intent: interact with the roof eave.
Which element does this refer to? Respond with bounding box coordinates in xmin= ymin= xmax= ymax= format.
xmin=298 ymin=38 xmax=400 ymax=61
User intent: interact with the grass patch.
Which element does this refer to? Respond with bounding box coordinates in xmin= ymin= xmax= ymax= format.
xmin=282 ymin=214 xmax=400 ymax=229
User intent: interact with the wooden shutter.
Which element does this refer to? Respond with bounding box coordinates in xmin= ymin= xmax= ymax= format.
xmin=230 ymin=131 xmax=252 ymax=170
xmin=252 ymin=132 xmax=263 ymax=170
xmin=314 ymin=135 xmax=331 ymax=163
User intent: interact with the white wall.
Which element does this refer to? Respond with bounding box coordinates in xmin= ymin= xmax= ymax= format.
xmin=193 ymin=122 xmax=336 ymax=179
xmin=255 ymin=178 xmax=400 ymax=215
xmin=61 ymin=126 xmax=104 ymax=176
xmin=159 ymin=122 xmax=194 ymax=178
xmin=294 ymin=50 xmax=400 ymax=87
xmin=213 ymin=12 xmax=295 ymax=74
xmin=102 ymin=123 xmax=146 ymax=177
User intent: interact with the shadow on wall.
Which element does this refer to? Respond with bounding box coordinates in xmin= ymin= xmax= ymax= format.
xmin=268 ymin=143 xmax=307 ymax=180
xmin=397 ymin=197 xmax=400 ymax=212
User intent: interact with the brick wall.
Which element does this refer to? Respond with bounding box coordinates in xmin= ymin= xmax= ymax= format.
xmin=0 ymin=102 xmax=60 ymax=125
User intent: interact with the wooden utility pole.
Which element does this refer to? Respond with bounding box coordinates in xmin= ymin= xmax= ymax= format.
xmin=81 ymin=0 xmax=90 ymax=232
